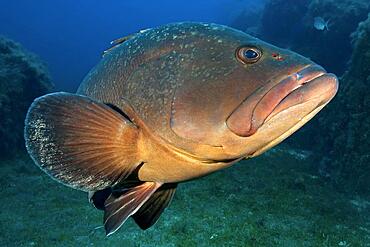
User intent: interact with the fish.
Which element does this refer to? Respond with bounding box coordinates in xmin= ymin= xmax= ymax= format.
xmin=24 ymin=22 xmax=338 ymax=236
xmin=314 ymin=17 xmax=330 ymax=31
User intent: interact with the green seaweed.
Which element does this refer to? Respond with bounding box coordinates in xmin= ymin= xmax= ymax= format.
xmin=1 ymin=148 xmax=368 ymax=246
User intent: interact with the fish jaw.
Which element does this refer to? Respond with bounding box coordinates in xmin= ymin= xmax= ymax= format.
xmin=249 ymin=73 xmax=338 ymax=157
xmin=226 ymin=65 xmax=338 ymax=137
xmin=223 ymin=64 xmax=338 ymax=157
xmin=265 ymin=72 xmax=338 ymax=123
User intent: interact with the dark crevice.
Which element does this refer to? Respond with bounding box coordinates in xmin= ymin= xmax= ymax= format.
xmin=105 ymin=103 xmax=134 ymax=123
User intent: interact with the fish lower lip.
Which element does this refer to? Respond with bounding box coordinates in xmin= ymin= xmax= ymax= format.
xmin=266 ymin=72 xmax=338 ymax=122
xmin=253 ymin=65 xmax=327 ymax=127
xmin=226 ymin=65 xmax=330 ymax=137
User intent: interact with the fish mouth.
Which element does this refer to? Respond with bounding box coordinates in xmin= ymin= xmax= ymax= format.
xmin=227 ymin=65 xmax=339 ymax=137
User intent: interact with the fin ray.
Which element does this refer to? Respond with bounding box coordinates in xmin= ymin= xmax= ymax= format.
xmin=103 ymin=182 xmax=162 ymax=236
xmin=24 ymin=92 xmax=140 ymax=191
xmin=133 ymin=183 xmax=177 ymax=229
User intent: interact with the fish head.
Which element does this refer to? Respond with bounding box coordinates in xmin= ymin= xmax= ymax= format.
xmin=169 ymin=23 xmax=338 ymax=160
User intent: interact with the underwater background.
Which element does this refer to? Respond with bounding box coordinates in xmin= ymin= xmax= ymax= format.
xmin=0 ymin=0 xmax=369 ymax=246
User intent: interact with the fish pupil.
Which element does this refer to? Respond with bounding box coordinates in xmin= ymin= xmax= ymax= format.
xmin=244 ymin=49 xmax=258 ymax=59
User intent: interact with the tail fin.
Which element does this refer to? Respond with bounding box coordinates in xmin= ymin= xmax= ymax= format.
xmin=24 ymin=92 xmax=141 ymax=191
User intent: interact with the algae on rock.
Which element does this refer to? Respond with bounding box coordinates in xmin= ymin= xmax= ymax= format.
xmin=0 ymin=36 xmax=53 ymax=158
xmin=314 ymin=13 xmax=370 ymax=194
xmin=245 ymin=0 xmax=369 ymax=75
xmin=231 ymin=1 xmax=370 ymax=194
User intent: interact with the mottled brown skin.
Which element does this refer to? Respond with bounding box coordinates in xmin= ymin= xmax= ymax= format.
xmin=77 ymin=22 xmax=338 ymax=183
xmin=24 ymin=22 xmax=339 ymax=235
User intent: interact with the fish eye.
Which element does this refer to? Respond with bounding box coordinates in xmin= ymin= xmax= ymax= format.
xmin=236 ymin=46 xmax=262 ymax=64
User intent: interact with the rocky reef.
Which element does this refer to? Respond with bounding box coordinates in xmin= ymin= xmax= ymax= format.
xmin=298 ymin=0 xmax=370 ymax=74
xmin=0 ymin=36 xmax=53 ymax=158
xmin=231 ymin=1 xmax=370 ymax=194
xmin=229 ymin=4 xmax=264 ymax=36
xmin=232 ymin=0 xmax=370 ymax=76
xmin=313 ymin=13 xmax=370 ymax=194
xmin=258 ymin=0 xmax=310 ymax=49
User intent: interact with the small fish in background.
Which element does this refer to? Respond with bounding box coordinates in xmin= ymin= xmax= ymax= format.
xmin=314 ymin=16 xmax=331 ymax=31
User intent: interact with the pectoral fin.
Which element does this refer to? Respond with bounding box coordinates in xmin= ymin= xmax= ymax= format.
xmin=102 ymin=28 xmax=151 ymax=56
xmin=24 ymin=92 xmax=141 ymax=191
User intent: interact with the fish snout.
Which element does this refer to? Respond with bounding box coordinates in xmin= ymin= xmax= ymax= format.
xmin=226 ymin=65 xmax=339 ymax=137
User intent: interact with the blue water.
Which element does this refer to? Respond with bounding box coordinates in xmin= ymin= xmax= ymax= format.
xmin=0 ymin=0 xmax=265 ymax=91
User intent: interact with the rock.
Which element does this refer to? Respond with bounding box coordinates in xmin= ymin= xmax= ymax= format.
xmin=0 ymin=36 xmax=53 ymax=158
xmin=251 ymin=0 xmax=369 ymax=151
xmin=314 ymin=13 xmax=370 ymax=194
xmin=229 ymin=5 xmax=264 ymax=36
xmin=255 ymin=0 xmax=369 ymax=75
xmin=299 ymin=0 xmax=370 ymax=74
xmin=259 ymin=0 xmax=310 ymax=48
xmin=230 ymin=1 xmax=370 ymax=194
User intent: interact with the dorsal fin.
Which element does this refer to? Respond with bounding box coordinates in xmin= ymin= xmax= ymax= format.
xmin=102 ymin=28 xmax=151 ymax=57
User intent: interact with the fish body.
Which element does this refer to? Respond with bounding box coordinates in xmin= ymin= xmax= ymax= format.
xmin=24 ymin=22 xmax=338 ymax=235
xmin=314 ymin=17 xmax=330 ymax=31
